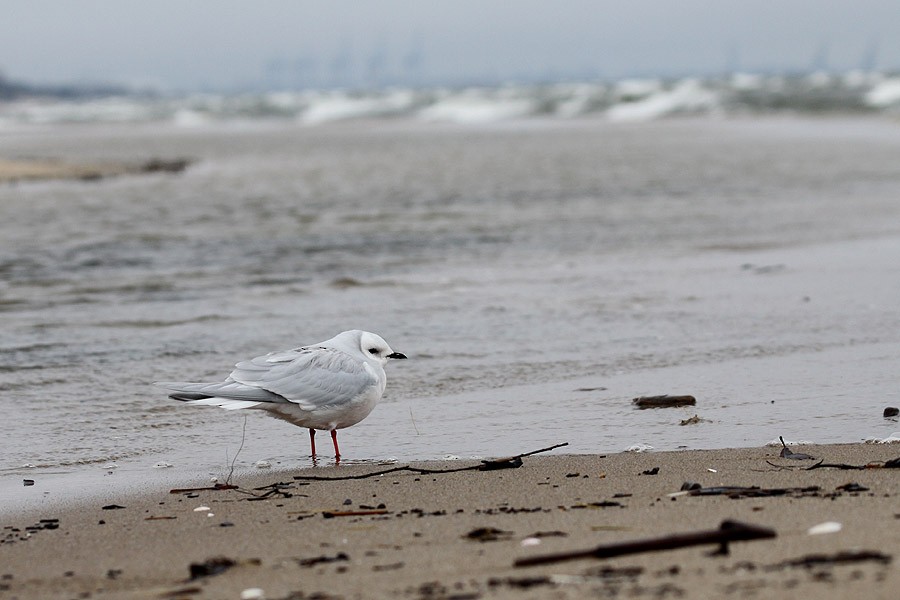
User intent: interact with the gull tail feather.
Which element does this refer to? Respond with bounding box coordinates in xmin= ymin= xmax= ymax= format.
xmin=180 ymin=397 xmax=262 ymax=410
xmin=155 ymin=380 xmax=284 ymax=410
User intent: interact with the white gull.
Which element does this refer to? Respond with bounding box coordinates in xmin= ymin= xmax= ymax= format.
xmin=156 ymin=330 xmax=406 ymax=459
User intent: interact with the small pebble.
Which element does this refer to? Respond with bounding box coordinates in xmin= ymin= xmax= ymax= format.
xmin=807 ymin=521 xmax=842 ymax=535
xmin=240 ymin=589 xmax=265 ymax=600
xmin=884 ymin=407 xmax=899 ymax=418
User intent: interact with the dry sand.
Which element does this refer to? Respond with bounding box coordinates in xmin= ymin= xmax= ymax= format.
xmin=2 ymin=444 xmax=898 ymax=600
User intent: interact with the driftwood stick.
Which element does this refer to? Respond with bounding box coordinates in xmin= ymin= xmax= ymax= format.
xmin=293 ymin=442 xmax=569 ymax=482
xmin=514 ymin=520 xmax=776 ymax=568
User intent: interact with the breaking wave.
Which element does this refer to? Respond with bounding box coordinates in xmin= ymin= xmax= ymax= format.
xmin=3 ymin=71 xmax=900 ymax=127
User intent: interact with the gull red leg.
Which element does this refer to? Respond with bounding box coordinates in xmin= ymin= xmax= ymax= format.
xmin=308 ymin=428 xmax=317 ymax=457
xmin=331 ymin=429 xmax=341 ymax=459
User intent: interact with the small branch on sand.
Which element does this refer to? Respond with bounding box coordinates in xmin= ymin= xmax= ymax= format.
xmin=768 ymin=550 xmax=892 ymax=570
xmin=805 ymin=456 xmax=900 ymax=470
xmin=514 ymin=520 xmax=776 ymax=567
xmin=292 ymin=443 xmax=569 ymax=482
xmin=632 ymin=395 xmax=696 ymax=409
xmin=169 ymin=484 xmax=238 ymax=494
xmin=687 ymin=485 xmax=820 ymax=499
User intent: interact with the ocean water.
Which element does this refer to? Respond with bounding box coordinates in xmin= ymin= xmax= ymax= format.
xmin=2 ymin=115 xmax=900 ymax=513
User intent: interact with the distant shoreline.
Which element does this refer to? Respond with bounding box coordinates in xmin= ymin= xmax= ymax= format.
xmin=0 ymin=157 xmax=191 ymax=183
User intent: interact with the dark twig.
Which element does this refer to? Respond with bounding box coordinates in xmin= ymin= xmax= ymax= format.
xmin=293 ymin=443 xmax=569 ymax=482
xmin=514 ymin=520 xmax=776 ymax=567
xmin=805 ymin=456 xmax=900 ymax=470
xmin=688 ymin=485 xmax=820 ymax=498
xmin=225 ymin=416 xmax=248 ymax=486
xmin=632 ymin=395 xmax=696 ymax=409
xmin=169 ymin=483 xmax=239 ymax=494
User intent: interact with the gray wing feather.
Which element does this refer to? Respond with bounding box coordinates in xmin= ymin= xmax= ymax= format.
xmin=155 ymin=380 xmax=283 ymax=402
xmin=229 ymin=347 xmax=377 ymax=411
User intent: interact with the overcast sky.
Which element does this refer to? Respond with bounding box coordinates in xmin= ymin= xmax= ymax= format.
xmin=3 ymin=0 xmax=899 ymax=91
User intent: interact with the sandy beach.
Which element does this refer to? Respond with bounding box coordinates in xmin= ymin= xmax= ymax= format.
xmin=2 ymin=443 xmax=898 ymax=599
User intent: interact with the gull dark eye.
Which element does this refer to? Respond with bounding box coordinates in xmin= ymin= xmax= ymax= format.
xmin=368 ymin=348 xmax=379 ymax=355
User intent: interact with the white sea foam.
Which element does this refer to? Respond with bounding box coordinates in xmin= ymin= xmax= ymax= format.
xmin=3 ymin=70 xmax=899 ymax=126
xmin=606 ymin=79 xmax=718 ymax=122
xmin=865 ymin=77 xmax=900 ymax=108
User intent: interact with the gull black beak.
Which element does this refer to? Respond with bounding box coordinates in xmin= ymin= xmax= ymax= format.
xmin=387 ymin=352 xmax=407 ymax=360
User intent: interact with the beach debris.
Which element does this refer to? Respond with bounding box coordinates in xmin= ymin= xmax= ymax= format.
xmin=680 ymin=482 xmax=702 ymax=491
xmin=244 ymin=481 xmax=302 ymax=501
xmin=296 ymin=552 xmax=349 ymax=567
xmin=145 ymin=515 xmax=177 ymax=521
xmin=189 ymin=557 xmax=234 ymax=579
xmin=22 ymin=479 xmax=34 ymax=486
xmin=169 ymin=483 xmax=239 ymax=494
xmin=514 ymin=520 xmax=776 ymax=567
xmin=632 ymin=395 xmax=696 ymax=409
xmin=687 ymin=485 xmax=820 ymax=499
xmin=770 ymin=550 xmax=892 ymax=570
xmin=836 ymin=482 xmax=869 ymax=492
xmin=779 ymin=436 xmax=815 ymax=460
xmin=323 ymin=509 xmax=390 ymax=518
xmin=102 ymin=504 xmax=126 ymax=510
xmin=884 ymin=407 xmax=899 ymax=418
xmin=641 ymin=467 xmax=660 ymax=475
xmin=575 ymin=386 xmax=608 ymax=392
xmin=255 ymin=460 xmax=272 ymax=469
xmin=520 ymin=537 xmax=542 ymax=547
xmin=679 ymin=415 xmax=709 ymax=426
xmin=153 ymin=461 xmax=173 ymax=468
xmin=240 ymin=588 xmax=266 ymax=600
xmin=292 ymin=443 xmax=567 ymax=482
xmin=488 ymin=575 xmax=554 ymax=590
xmin=188 ymin=557 xmax=261 ymax=580
xmin=160 ymin=586 xmax=203 ymax=598
xmin=571 ymin=501 xmax=624 ymax=509
xmin=465 ymin=527 xmax=514 ymax=542
xmin=807 ymin=521 xmax=842 ymax=535
xmin=193 ymin=506 xmax=211 ymax=512
xmin=804 ymin=456 xmax=900 ymax=470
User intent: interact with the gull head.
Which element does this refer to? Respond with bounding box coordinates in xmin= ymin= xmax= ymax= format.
xmin=327 ymin=330 xmax=406 ymax=365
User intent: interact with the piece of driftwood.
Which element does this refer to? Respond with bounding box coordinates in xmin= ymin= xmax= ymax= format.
xmin=688 ymin=485 xmax=820 ymax=498
xmin=769 ymin=550 xmax=892 ymax=570
xmin=632 ymin=395 xmax=696 ymax=409
xmin=292 ymin=443 xmax=568 ymax=482
xmin=514 ymin=520 xmax=776 ymax=567
xmin=170 ymin=483 xmax=239 ymax=494
xmin=322 ymin=509 xmax=389 ymax=518
xmin=804 ymin=456 xmax=900 ymax=470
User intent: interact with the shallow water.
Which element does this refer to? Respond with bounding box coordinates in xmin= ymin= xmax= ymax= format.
xmin=2 ymin=116 xmax=900 ymax=513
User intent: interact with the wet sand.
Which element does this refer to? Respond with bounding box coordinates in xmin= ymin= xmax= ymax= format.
xmin=2 ymin=444 xmax=898 ymax=599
